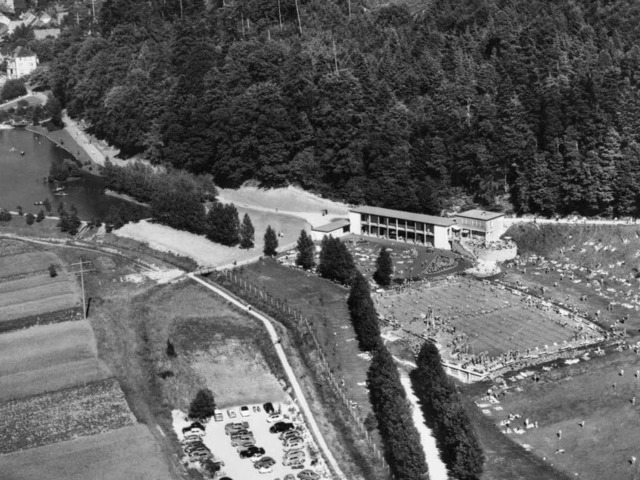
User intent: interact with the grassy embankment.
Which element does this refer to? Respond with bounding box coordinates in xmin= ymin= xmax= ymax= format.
xmin=504 ymin=223 xmax=640 ymax=333
xmin=214 ymin=259 xmax=388 ymax=480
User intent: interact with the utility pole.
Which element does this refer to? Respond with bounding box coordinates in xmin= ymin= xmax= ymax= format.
xmin=70 ymin=259 xmax=95 ymax=320
xmin=92 ymin=0 xmax=96 ymax=22
xmin=333 ymin=37 xmax=339 ymax=74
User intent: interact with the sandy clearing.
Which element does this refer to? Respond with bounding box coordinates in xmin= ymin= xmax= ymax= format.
xmin=0 ymin=320 xmax=97 ymax=377
xmin=0 ymin=424 xmax=174 ymax=480
xmin=114 ymin=207 xmax=306 ymax=268
xmin=0 ymin=358 xmax=112 ymax=403
xmin=217 ymin=185 xmax=351 ymax=228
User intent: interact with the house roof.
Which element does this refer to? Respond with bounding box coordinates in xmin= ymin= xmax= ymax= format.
xmin=34 ymin=28 xmax=60 ymax=40
xmin=13 ymin=46 xmax=36 ymax=58
xmin=351 ymin=206 xmax=455 ymax=227
xmin=455 ymin=209 xmax=505 ymax=221
xmin=312 ymin=219 xmax=350 ymax=233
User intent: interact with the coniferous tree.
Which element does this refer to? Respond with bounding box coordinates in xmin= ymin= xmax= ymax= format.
xmin=295 ymin=230 xmax=315 ymax=270
xmin=367 ymin=345 xmax=429 ymax=479
xmin=317 ymin=236 xmax=356 ymax=285
xmin=373 ymin=247 xmax=393 ymax=287
xmin=206 ymin=202 xmax=240 ymax=246
xmin=36 ymin=209 xmax=45 ymax=222
xmin=43 ymin=198 xmax=51 ymax=213
xmin=239 ymin=213 xmax=255 ymax=249
xmin=188 ymin=388 xmax=216 ymax=420
xmin=57 ymin=205 xmax=69 ymax=232
xmin=348 ymin=271 xmax=381 ymax=351
xmin=67 ymin=205 xmax=82 ymax=235
xmin=263 ymin=225 xmax=279 ymax=257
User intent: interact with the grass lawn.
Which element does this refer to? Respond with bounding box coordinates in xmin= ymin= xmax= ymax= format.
xmin=0 ymin=216 xmax=74 ymax=239
xmin=504 ymin=223 xmax=640 ymax=334
xmin=486 ymin=349 xmax=640 ymax=480
xmin=459 ymin=381 xmax=572 ymax=480
xmin=0 ymin=424 xmax=175 ymax=480
xmin=0 ymin=95 xmax=44 ymax=111
xmin=230 ymin=259 xmax=372 ymax=418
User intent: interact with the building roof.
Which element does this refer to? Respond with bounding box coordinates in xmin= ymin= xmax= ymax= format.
xmin=351 ymin=206 xmax=455 ymax=227
xmin=455 ymin=209 xmax=505 ymax=221
xmin=312 ymin=219 xmax=350 ymax=233
xmin=34 ymin=28 xmax=60 ymax=40
xmin=13 ymin=46 xmax=36 ymax=58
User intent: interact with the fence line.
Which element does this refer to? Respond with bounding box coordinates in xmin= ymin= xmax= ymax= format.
xmin=220 ymin=269 xmax=394 ymax=479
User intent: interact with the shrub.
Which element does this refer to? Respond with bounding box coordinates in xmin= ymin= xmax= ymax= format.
xmin=25 ymin=212 xmax=35 ymax=225
xmin=0 ymin=209 xmax=12 ymax=222
xmin=36 ymin=209 xmax=45 ymax=222
xmin=48 ymin=264 xmax=57 ymax=277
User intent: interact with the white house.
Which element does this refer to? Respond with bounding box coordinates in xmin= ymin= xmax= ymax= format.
xmin=310 ymin=219 xmax=351 ymax=241
xmin=452 ymin=210 xmax=505 ymax=242
xmin=7 ymin=46 xmax=38 ymax=79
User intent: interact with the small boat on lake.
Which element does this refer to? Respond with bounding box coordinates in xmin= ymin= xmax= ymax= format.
xmin=53 ymin=185 xmax=65 ymax=192
xmin=34 ymin=201 xmax=44 ymax=205
xmin=54 ymin=192 xmax=68 ymax=196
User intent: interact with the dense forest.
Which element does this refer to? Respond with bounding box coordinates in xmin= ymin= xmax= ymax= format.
xmin=39 ymin=0 xmax=640 ymax=217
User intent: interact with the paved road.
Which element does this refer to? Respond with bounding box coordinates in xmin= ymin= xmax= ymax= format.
xmin=187 ymin=273 xmax=346 ymax=480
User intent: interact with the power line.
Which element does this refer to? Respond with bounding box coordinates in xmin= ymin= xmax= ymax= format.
xmin=69 ymin=259 xmax=95 ymax=320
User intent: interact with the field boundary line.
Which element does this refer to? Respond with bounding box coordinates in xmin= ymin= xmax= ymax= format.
xmin=187 ymin=273 xmax=346 ymax=480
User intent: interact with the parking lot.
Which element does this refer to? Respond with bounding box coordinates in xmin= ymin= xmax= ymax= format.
xmin=172 ymin=401 xmax=329 ymax=479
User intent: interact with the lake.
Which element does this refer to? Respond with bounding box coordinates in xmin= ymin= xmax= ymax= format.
xmin=0 ymin=128 xmax=135 ymax=220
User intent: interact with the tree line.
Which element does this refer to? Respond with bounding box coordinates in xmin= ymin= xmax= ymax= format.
xmin=102 ymin=160 xmax=254 ymax=247
xmin=36 ymin=0 xmax=640 ymax=218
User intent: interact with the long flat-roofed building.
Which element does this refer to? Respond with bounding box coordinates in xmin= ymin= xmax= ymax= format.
xmin=349 ymin=206 xmax=455 ymax=250
xmin=453 ymin=209 xmax=505 ymax=242
xmin=310 ymin=218 xmax=351 ymax=241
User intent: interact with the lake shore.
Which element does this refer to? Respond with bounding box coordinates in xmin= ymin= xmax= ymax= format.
xmin=104 ymin=189 xmax=149 ymax=207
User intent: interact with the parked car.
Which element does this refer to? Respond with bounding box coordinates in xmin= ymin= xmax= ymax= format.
xmin=297 ymin=470 xmax=321 ymax=480
xmin=230 ymin=429 xmax=252 ymax=439
xmin=227 ymin=409 xmax=237 ymax=419
xmin=279 ymin=430 xmax=301 ymax=441
xmin=284 ymin=475 xmax=296 ymax=480
xmin=231 ymin=435 xmax=256 ymax=447
xmin=283 ymin=449 xmax=306 ymax=466
xmin=189 ymin=450 xmax=212 ymax=460
xmin=257 ymin=466 xmax=273 ymax=474
xmin=254 ymin=456 xmax=276 ymax=469
xmin=266 ymin=413 xmax=284 ymax=423
xmin=282 ymin=436 xmax=304 ymax=449
xmin=263 ymin=402 xmax=275 ymax=414
xmin=183 ymin=442 xmax=208 ymax=453
xmin=269 ymin=422 xmax=294 ymax=434
xmin=239 ymin=446 xmax=265 ymax=459
xmin=214 ymin=410 xmax=224 ymax=422
xmin=224 ymin=422 xmax=249 ymax=435
xmin=240 ymin=405 xmax=251 ymax=417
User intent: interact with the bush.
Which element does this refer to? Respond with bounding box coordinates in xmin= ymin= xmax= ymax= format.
xmin=0 ymin=209 xmax=12 ymax=222
xmin=36 ymin=209 xmax=45 ymax=222
xmin=25 ymin=212 xmax=35 ymax=225
xmin=189 ymin=388 xmax=216 ymax=420
xmin=48 ymin=264 xmax=57 ymax=277
xmin=1 ymin=79 xmax=27 ymax=102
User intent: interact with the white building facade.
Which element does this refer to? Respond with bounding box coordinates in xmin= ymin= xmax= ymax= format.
xmin=7 ymin=47 xmax=38 ymax=79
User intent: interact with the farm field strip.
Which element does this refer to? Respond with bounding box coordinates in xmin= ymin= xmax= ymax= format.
xmin=0 ymin=358 xmax=112 ymax=403
xmin=0 ymin=251 xmax=60 ymax=279
xmin=0 ymin=378 xmax=136 ymax=454
xmin=0 ymin=281 xmax=77 ymax=307
xmin=0 ymin=272 xmax=72 ymax=295
xmin=0 ymin=293 xmax=79 ymax=322
xmin=0 ymin=424 xmax=175 ymax=480
xmin=0 ymin=320 xmax=97 ymax=377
